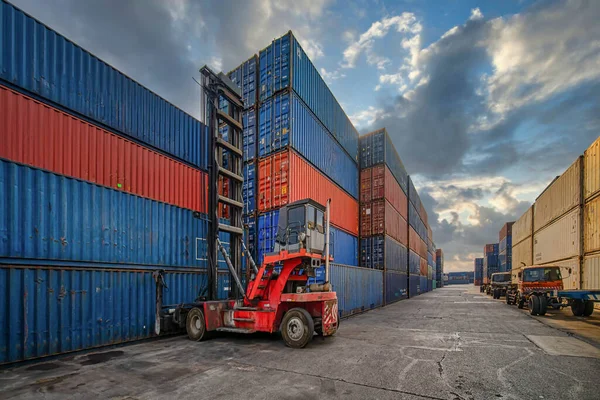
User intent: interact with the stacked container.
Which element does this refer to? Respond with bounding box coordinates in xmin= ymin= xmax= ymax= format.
xmin=583 ymin=137 xmax=600 ymax=290
xmin=407 ymin=176 xmax=429 ymax=296
xmin=482 ymin=244 xmax=499 ymax=285
xmin=511 ymin=206 xmax=534 ymax=281
xmin=0 ymin=2 xmax=222 ymax=364
xmin=436 ymin=249 xmax=444 ymax=288
xmin=359 ymin=129 xmax=409 ymax=304
xmin=474 ymin=258 xmax=484 ymax=286
xmin=446 ymin=272 xmax=475 ymax=284
xmin=499 ymin=222 xmax=515 ymax=273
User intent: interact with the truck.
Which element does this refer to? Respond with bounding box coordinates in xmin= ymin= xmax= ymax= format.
xmin=505 ymin=265 xmax=599 ymax=317
xmin=489 ymin=272 xmax=512 ymax=299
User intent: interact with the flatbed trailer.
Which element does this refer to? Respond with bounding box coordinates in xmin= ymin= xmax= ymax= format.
xmin=554 ymin=290 xmax=600 ymax=317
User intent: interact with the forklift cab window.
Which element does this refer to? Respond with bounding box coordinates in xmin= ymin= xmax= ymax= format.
xmin=287 ymin=206 xmax=305 ymax=244
xmin=316 ymin=209 xmax=324 ymax=234
xmin=307 ymin=206 xmax=316 ymax=230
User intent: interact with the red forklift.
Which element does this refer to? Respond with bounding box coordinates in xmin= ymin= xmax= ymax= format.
xmin=154 ymin=67 xmax=338 ymax=348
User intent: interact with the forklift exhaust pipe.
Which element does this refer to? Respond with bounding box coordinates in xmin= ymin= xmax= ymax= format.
xmin=325 ymin=198 xmax=331 ymax=288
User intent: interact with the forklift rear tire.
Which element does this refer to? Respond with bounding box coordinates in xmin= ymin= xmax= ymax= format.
xmin=538 ymin=296 xmax=548 ymax=316
xmin=529 ymin=295 xmax=540 ymax=315
xmin=571 ymin=300 xmax=585 ymax=316
xmin=186 ymin=307 xmax=208 ymax=341
xmin=281 ymin=308 xmax=315 ymax=348
xmin=583 ymin=301 xmax=594 ymax=317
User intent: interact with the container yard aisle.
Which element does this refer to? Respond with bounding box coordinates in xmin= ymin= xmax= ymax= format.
xmin=2 ymin=285 xmax=600 ymax=400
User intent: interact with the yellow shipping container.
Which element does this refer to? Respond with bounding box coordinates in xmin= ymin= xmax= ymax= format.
xmin=513 ymin=206 xmax=533 ymax=245
xmin=512 ymin=237 xmax=533 ymax=279
xmin=533 ymin=207 xmax=581 ymax=264
xmin=583 ymin=253 xmax=600 ymax=290
xmin=584 ymin=136 xmax=600 ymax=201
xmin=534 ymin=158 xmax=581 ymax=232
xmin=585 ymin=195 xmax=600 ymax=254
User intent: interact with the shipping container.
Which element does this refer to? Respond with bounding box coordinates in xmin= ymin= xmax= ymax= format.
xmin=227 ymin=55 xmax=258 ymax=109
xmin=419 ymin=275 xmax=427 ymax=293
xmin=512 ymin=237 xmax=533 ymax=270
xmin=256 ymin=209 xmax=358 ymax=266
xmin=409 ymin=226 xmax=419 ymax=254
xmin=408 ymin=176 xmax=422 ymax=212
xmin=329 ymin=264 xmax=383 ymax=318
xmin=499 ymin=234 xmax=512 ymax=254
xmin=409 ymin=250 xmax=420 ymax=275
xmin=474 ymin=258 xmax=484 ymax=280
xmin=359 ymin=235 xmax=407 ymax=272
xmin=258 ymin=149 xmax=359 ymax=234
xmin=408 ymin=274 xmax=419 ymax=297
xmin=584 ymin=195 xmax=600 ymax=253
xmin=541 ymin=257 xmax=581 ymax=290
xmin=408 ymin=202 xmax=428 ymax=241
xmin=584 ymin=136 xmax=600 ymax=201
xmin=0 ymin=265 xmax=232 ymax=364
xmin=483 ymin=254 xmax=499 ymax=280
xmin=259 ymin=32 xmax=359 ymax=161
xmin=582 ymin=253 xmax=600 ymax=290
xmin=420 ymin=257 xmax=427 ymax=276
xmin=484 ymin=244 xmax=499 ymax=255
xmin=513 ymin=206 xmax=533 ymax=245
xmin=360 ymin=200 xmax=407 ymax=244
xmin=243 ymin=109 xmax=257 ymax=161
xmin=359 ymin=165 xmax=407 ymax=217
xmin=0 ymin=1 xmax=209 ymax=169
xmin=258 ymin=91 xmax=358 ymax=198
xmin=500 ymin=222 xmax=514 ymax=241
xmin=534 ymin=158 xmax=582 ymax=232
xmin=0 ymin=85 xmax=208 ymax=213
xmin=533 ymin=207 xmax=581 ymax=264
xmin=385 ymin=271 xmax=408 ymax=303
xmin=243 ymin=163 xmax=256 ymax=214
xmin=360 ymin=128 xmax=408 ymax=193
xmin=421 ymin=204 xmax=429 ymax=229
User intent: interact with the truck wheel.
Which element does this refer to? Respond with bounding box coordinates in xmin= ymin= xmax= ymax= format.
xmin=529 ymin=295 xmax=540 ymax=315
xmin=538 ymin=296 xmax=548 ymax=316
xmin=571 ymin=300 xmax=585 ymax=316
xmin=583 ymin=301 xmax=594 ymax=317
xmin=505 ymin=293 xmax=512 ymax=305
xmin=281 ymin=308 xmax=315 ymax=348
xmin=186 ymin=307 xmax=208 ymax=341
xmin=517 ymin=293 xmax=525 ymax=309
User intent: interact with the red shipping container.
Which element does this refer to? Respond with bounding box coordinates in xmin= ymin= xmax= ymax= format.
xmin=0 ymin=84 xmax=207 ymax=213
xmin=420 ymin=238 xmax=428 ymax=259
xmin=360 ymin=199 xmax=407 ymax=244
xmin=499 ymin=222 xmax=514 ymax=241
xmin=360 ymin=168 xmax=373 ymax=203
xmin=427 ymin=225 xmax=433 ymax=241
xmin=259 ymin=150 xmax=358 ymax=235
xmin=409 ymin=226 xmax=420 ymax=253
xmin=420 ymin=203 xmax=428 ymax=227
xmin=360 ymin=164 xmax=407 ymax=218
xmin=420 ymin=257 xmax=428 ymax=276
xmin=484 ymin=244 xmax=496 ymax=254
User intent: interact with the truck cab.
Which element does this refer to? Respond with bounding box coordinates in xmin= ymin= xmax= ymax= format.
xmin=506 ymin=265 xmax=564 ymax=315
xmin=490 ymin=272 xmax=512 ymax=299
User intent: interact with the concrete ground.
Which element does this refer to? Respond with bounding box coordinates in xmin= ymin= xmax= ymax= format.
xmin=2 ymin=285 xmax=600 ymax=400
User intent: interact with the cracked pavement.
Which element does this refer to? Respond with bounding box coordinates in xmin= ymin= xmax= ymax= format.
xmin=1 ymin=285 xmax=600 ymax=399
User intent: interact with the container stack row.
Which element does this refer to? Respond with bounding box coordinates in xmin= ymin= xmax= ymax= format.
xmin=444 ymin=271 xmax=474 ymax=285
xmin=427 ymin=228 xmax=436 ymax=292
xmin=499 ymin=222 xmax=514 ymax=273
xmin=436 ymin=249 xmax=445 ymax=288
xmin=482 ymin=244 xmax=500 ymax=285
xmin=0 ymin=1 xmax=230 ymax=364
xmin=474 ymin=258 xmax=484 ymax=286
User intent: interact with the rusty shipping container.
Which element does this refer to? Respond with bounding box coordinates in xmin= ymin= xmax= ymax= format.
xmin=534 ymin=158 xmax=582 ymax=232
xmin=360 ymin=200 xmax=407 ymax=244
xmin=258 ymin=149 xmax=358 ymax=235
xmin=584 ymin=136 xmax=600 ymax=201
xmin=513 ymin=206 xmax=534 ymax=245
xmin=359 ymin=164 xmax=407 ymax=218
xmin=585 ymin=194 xmax=600 ymax=254
xmin=409 ymin=226 xmax=420 ymax=254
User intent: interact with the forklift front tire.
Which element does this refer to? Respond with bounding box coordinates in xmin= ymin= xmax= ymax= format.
xmin=281 ymin=308 xmax=315 ymax=348
xmin=186 ymin=307 xmax=208 ymax=341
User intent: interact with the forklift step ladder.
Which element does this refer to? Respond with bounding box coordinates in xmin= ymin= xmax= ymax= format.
xmin=200 ymin=66 xmax=258 ymax=301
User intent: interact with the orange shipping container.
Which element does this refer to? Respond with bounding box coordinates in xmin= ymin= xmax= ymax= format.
xmin=420 ymin=238 xmax=428 ymax=259
xmin=420 ymin=257 xmax=428 ymax=276
xmin=420 ymin=203 xmax=428 ymax=227
xmin=409 ymin=226 xmax=420 ymax=253
xmin=259 ymin=150 xmax=359 ymax=235
xmin=360 ymin=199 xmax=407 ymax=244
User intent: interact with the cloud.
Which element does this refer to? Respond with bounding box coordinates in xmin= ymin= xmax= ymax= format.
xmin=349 ymin=106 xmax=387 ymax=128
xmin=469 ymin=8 xmax=484 ymax=21
xmin=320 ymin=68 xmax=346 ymax=84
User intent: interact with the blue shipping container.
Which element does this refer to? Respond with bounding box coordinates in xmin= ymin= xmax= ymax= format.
xmin=409 ymin=274 xmax=419 ymax=297
xmin=409 ymin=202 xmax=428 ymax=241
xmin=259 ymin=32 xmax=359 ymax=161
xmin=359 ymin=128 xmax=408 ymax=193
xmin=360 ymin=235 xmax=407 ymax=272
xmin=0 ymin=1 xmax=209 ymax=169
xmin=243 ymin=163 xmax=256 ymax=214
xmin=409 ymin=250 xmax=420 ymax=275
xmin=483 ymin=254 xmax=499 ymax=279
xmin=474 ymin=258 xmax=484 ymax=280
xmin=259 ymin=91 xmax=358 ymax=199
xmin=0 ymin=266 xmax=232 ymax=364
xmin=0 ymin=160 xmax=238 ymax=269
xmin=385 ymin=270 xmax=408 ymax=304
xmin=419 ymin=275 xmax=427 ymax=294
xmin=228 ymin=56 xmax=258 ymax=109
xmin=330 ymin=264 xmax=383 ymax=318
xmin=408 ymin=176 xmax=422 ymax=212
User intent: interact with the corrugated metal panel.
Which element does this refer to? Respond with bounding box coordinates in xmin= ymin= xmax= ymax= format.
xmin=408 ymin=176 xmax=422 ymax=211
xmin=360 ymin=168 xmax=373 ymax=203
xmin=0 ymin=160 xmax=220 ymax=268
xmin=420 ymin=257 xmax=427 ymax=276
xmin=533 ymin=207 xmax=581 ymax=264
xmin=512 ymin=237 xmax=533 ymax=270
xmin=584 ymin=195 xmax=600 ymax=253
xmin=359 ymin=128 xmax=408 ymax=193
xmin=258 ymin=32 xmax=359 ymax=161
xmin=0 ymin=265 xmax=231 ymax=364
xmin=513 ymin=206 xmax=533 ymax=245
xmin=329 ymin=264 xmax=383 ymax=318
xmin=360 ymin=200 xmax=407 ymax=244
xmin=0 ymin=85 xmax=208 ymax=213
xmin=408 ymin=202 xmax=427 ymax=241
xmin=484 ymin=244 xmax=499 ymax=255
xmin=408 ymin=274 xmax=419 ymax=297
xmin=419 ymin=275 xmax=427 ymax=293
xmin=227 ymin=55 xmax=258 ymax=109
xmin=258 ymin=91 xmax=358 ymax=198
xmin=499 ymin=235 xmax=512 ymax=254
xmin=385 ymin=271 xmax=408 ymax=303
xmin=582 ymin=253 xmax=600 ymax=290
xmin=243 ymin=163 xmax=256 ymax=215
xmin=258 ymin=150 xmax=359 ymax=235
xmin=584 ymin=136 xmax=600 ymax=201
xmin=243 ymin=109 xmax=257 ymax=161
xmin=359 ymin=235 xmax=407 ymax=272
xmin=409 ymin=226 xmax=419 ymax=254
xmin=0 ymin=1 xmax=208 ymax=169
xmin=541 ymin=257 xmax=581 ymax=290
xmin=409 ymin=250 xmax=420 ymax=275
xmin=474 ymin=258 xmax=484 ymax=280
xmin=483 ymin=254 xmax=499 ymax=280
xmin=378 ymin=164 xmax=407 ymax=218
xmin=499 ymin=222 xmax=514 ymax=241
xmin=534 ymin=158 xmax=581 ymax=232
xmin=421 ymin=204 xmax=429 ymax=229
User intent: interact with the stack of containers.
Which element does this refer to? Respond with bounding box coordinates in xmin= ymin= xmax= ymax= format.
xmin=359 ymin=128 xmax=409 ymax=304
xmin=436 ymin=249 xmax=444 ymax=288
xmin=474 ymin=258 xmax=484 ymax=286
xmin=254 ymin=32 xmax=376 ymax=318
xmin=0 ymin=2 xmax=226 ymax=364
xmin=427 ymin=227 xmax=434 ymax=292
xmin=499 ymin=222 xmax=514 ymax=273
xmin=532 ymin=158 xmax=583 ymax=289
xmin=408 ymin=177 xmax=429 ymax=296
xmin=482 ymin=244 xmax=499 ymax=285
xmin=511 ymin=206 xmax=534 ymax=282
xmin=431 ymin=241 xmax=437 ymax=290
xmin=583 ymin=137 xmax=600 ymax=290
xmin=446 ymin=272 xmax=475 ymax=284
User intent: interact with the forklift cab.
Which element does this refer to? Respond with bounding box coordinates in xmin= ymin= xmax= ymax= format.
xmin=273 ymin=199 xmax=327 ymax=256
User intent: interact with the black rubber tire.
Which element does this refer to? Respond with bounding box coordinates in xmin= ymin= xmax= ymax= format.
xmin=281 ymin=308 xmax=315 ymax=348
xmin=529 ymin=295 xmax=540 ymax=315
xmin=583 ymin=301 xmax=595 ymax=317
xmin=538 ymin=296 xmax=548 ymax=316
xmin=571 ymin=300 xmax=585 ymax=316
xmin=186 ymin=307 xmax=208 ymax=341
xmin=505 ymin=292 xmax=512 ymax=305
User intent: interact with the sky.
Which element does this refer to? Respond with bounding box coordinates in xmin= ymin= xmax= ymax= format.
xmin=12 ymin=0 xmax=600 ymax=273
